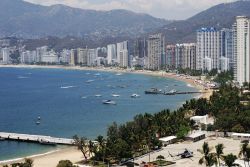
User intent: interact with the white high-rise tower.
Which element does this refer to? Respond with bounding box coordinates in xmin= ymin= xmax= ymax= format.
xmin=233 ymin=16 xmax=250 ymax=85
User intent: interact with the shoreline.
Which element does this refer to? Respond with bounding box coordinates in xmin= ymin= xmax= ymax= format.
xmin=0 ymin=64 xmax=213 ymax=166
xmin=0 ymin=64 xmax=212 ymax=99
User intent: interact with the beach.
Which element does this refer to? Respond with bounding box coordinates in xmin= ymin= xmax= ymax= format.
xmin=0 ymin=147 xmax=83 ymax=167
xmin=0 ymin=64 xmax=213 ymax=166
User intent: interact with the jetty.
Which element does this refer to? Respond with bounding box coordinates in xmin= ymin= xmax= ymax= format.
xmin=144 ymin=89 xmax=205 ymax=96
xmin=0 ymin=132 xmax=74 ymax=145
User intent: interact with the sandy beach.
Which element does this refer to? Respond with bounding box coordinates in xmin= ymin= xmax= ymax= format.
xmin=0 ymin=64 xmax=213 ymax=166
xmin=0 ymin=147 xmax=84 ymax=167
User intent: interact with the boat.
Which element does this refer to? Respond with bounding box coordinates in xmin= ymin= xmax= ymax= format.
xmin=94 ymin=73 xmax=101 ymax=76
xmin=95 ymin=95 xmax=102 ymax=97
xmin=112 ymin=94 xmax=120 ymax=97
xmin=39 ymin=139 xmax=57 ymax=146
xmin=37 ymin=116 xmax=41 ymax=120
xmin=115 ymin=73 xmax=123 ymax=76
xmin=102 ymin=100 xmax=116 ymax=105
xmin=145 ymin=88 xmax=160 ymax=94
xmin=60 ymin=86 xmax=76 ymax=89
xmin=36 ymin=121 xmax=41 ymax=125
xmin=131 ymin=94 xmax=140 ymax=98
xmin=164 ymin=89 xmax=177 ymax=95
xmin=86 ymin=80 xmax=94 ymax=83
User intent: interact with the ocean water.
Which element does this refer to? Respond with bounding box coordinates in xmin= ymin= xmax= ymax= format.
xmin=0 ymin=67 xmax=197 ymax=161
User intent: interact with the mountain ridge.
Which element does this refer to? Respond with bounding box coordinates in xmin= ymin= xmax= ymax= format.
xmin=0 ymin=0 xmax=170 ymax=39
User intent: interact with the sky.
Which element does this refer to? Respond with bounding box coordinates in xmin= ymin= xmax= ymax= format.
xmin=24 ymin=0 xmax=237 ymax=20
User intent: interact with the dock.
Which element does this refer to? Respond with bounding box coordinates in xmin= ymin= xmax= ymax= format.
xmin=145 ymin=89 xmax=205 ymax=96
xmin=0 ymin=132 xmax=74 ymax=145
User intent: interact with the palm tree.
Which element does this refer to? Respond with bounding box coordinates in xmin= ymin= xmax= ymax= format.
xmin=223 ymin=154 xmax=237 ymax=167
xmin=245 ymin=147 xmax=250 ymax=166
xmin=215 ymin=143 xmax=224 ymax=166
xmin=73 ymin=135 xmax=89 ymax=161
xmin=156 ymin=155 xmax=165 ymax=167
xmin=198 ymin=142 xmax=217 ymax=167
xmin=96 ymin=135 xmax=106 ymax=163
xmin=239 ymin=142 xmax=249 ymax=167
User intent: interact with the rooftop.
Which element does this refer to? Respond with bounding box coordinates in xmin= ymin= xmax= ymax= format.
xmin=159 ymin=136 xmax=177 ymax=142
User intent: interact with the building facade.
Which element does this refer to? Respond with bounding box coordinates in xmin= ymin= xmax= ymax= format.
xmin=107 ymin=44 xmax=116 ymax=65
xmin=196 ymin=27 xmax=222 ymax=71
xmin=146 ymin=34 xmax=165 ymax=70
xmin=233 ymin=16 xmax=250 ymax=85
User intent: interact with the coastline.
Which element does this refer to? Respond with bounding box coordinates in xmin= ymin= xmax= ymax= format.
xmin=0 ymin=64 xmax=213 ymax=166
xmin=0 ymin=64 xmax=212 ymax=99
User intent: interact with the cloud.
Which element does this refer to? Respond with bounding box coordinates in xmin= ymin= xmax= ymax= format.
xmin=23 ymin=0 xmax=237 ymax=19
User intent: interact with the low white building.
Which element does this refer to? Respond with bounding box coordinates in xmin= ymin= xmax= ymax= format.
xmin=186 ymin=131 xmax=206 ymax=142
xmin=232 ymin=133 xmax=250 ymax=141
xmin=159 ymin=136 xmax=177 ymax=146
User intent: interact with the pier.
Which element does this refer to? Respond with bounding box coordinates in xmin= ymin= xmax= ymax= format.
xmin=0 ymin=132 xmax=74 ymax=145
xmin=145 ymin=89 xmax=205 ymax=96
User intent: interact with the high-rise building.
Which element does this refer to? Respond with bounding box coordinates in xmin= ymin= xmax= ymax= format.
xmin=107 ymin=44 xmax=116 ymax=65
xmin=117 ymin=41 xmax=129 ymax=67
xmin=233 ymin=16 xmax=250 ymax=85
xmin=60 ymin=49 xmax=71 ymax=64
xmin=21 ymin=50 xmax=36 ymax=64
xmin=134 ymin=39 xmax=147 ymax=58
xmin=1 ymin=48 xmax=10 ymax=64
xmin=70 ymin=49 xmax=77 ymax=66
xmin=77 ymin=48 xmax=88 ymax=65
xmin=36 ymin=46 xmax=48 ymax=63
xmin=175 ymin=43 xmax=196 ymax=70
xmin=165 ymin=45 xmax=176 ymax=69
xmin=196 ymin=27 xmax=222 ymax=71
xmin=220 ymin=28 xmax=233 ymax=71
xmin=146 ymin=34 xmax=165 ymax=70
xmin=87 ymin=49 xmax=98 ymax=66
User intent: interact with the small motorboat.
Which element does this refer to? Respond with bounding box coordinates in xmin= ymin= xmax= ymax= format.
xmin=36 ymin=121 xmax=41 ymax=125
xmin=95 ymin=95 xmax=102 ymax=97
xmin=86 ymin=80 xmax=94 ymax=83
xmin=131 ymin=94 xmax=140 ymax=98
xmin=39 ymin=139 xmax=56 ymax=146
xmin=112 ymin=94 xmax=120 ymax=97
xmin=102 ymin=100 xmax=116 ymax=105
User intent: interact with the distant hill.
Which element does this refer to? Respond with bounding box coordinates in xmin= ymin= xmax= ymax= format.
xmin=0 ymin=0 xmax=170 ymax=39
xmin=157 ymin=0 xmax=250 ymax=44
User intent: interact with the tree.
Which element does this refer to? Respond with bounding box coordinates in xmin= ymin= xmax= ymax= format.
xmin=215 ymin=143 xmax=224 ymax=166
xmin=198 ymin=142 xmax=217 ymax=167
xmin=239 ymin=142 xmax=249 ymax=167
xmin=56 ymin=160 xmax=78 ymax=167
xmin=96 ymin=135 xmax=106 ymax=162
xmin=156 ymin=155 xmax=165 ymax=167
xmin=176 ymin=125 xmax=190 ymax=139
xmin=73 ymin=135 xmax=89 ymax=161
xmin=223 ymin=154 xmax=237 ymax=167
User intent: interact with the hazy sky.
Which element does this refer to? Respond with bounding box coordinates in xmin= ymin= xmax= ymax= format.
xmin=24 ymin=0 xmax=237 ymax=20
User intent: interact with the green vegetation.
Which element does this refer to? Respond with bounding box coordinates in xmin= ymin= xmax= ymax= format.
xmin=4 ymin=158 xmax=33 ymax=167
xmin=71 ymin=83 xmax=250 ymax=165
xmin=177 ymin=68 xmax=202 ymax=76
xmin=198 ymin=142 xmax=239 ymax=167
xmin=56 ymin=160 xmax=78 ymax=167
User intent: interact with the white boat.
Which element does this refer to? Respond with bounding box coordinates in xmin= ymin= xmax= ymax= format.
xmin=169 ymin=89 xmax=177 ymax=94
xmin=39 ymin=139 xmax=56 ymax=145
xmin=112 ymin=94 xmax=120 ymax=97
xmin=115 ymin=73 xmax=123 ymax=76
xmin=36 ymin=121 xmax=41 ymax=125
xmin=95 ymin=94 xmax=102 ymax=97
xmin=102 ymin=100 xmax=116 ymax=105
xmin=81 ymin=96 xmax=87 ymax=99
xmin=60 ymin=86 xmax=75 ymax=89
xmin=86 ymin=80 xmax=94 ymax=83
xmin=131 ymin=94 xmax=140 ymax=98
xmin=94 ymin=73 xmax=101 ymax=76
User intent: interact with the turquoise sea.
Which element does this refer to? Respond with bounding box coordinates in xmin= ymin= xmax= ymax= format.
xmin=0 ymin=67 xmax=197 ymax=161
